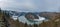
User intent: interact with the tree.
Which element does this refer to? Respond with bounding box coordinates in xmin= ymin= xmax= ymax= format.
xmin=0 ymin=8 xmax=2 ymax=14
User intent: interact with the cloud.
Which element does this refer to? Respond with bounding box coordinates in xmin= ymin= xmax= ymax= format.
xmin=0 ymin=0 xmax=60 ymax=12
xmin=1 ymin=0 xmax=38 ymax=12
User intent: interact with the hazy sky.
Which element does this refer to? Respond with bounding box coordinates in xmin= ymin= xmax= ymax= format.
xmin=0 ymin=0 xmax=60 ymax=12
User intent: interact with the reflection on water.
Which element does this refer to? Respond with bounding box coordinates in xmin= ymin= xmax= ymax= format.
xmin=17 ymin=15 xmax=49 ymax=25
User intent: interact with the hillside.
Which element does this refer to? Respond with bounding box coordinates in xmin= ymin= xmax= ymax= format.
xmin=0 ymin=9 xmax=60 ymax=27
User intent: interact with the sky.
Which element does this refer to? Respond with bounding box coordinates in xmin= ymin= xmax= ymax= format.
xmin=0 ymin=0 xmax=60 ymax=12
